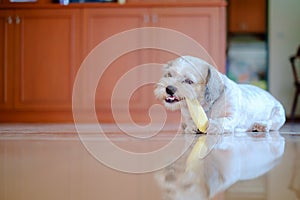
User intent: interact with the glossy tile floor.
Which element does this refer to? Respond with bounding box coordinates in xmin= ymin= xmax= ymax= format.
xmin=0 ymin=123 xmax=300 ymax=200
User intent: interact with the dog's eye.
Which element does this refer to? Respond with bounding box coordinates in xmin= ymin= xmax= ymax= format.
xmin=164 ymin=72 xmax=172 ymax=78
xmin=184 ymin=79 xmax=194 ymax=84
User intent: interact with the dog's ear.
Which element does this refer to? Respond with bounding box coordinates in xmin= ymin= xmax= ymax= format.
xmin=205 ymin=66 xmax=224 ymax=106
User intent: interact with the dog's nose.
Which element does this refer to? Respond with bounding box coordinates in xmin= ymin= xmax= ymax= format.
xmin=166 ymin=85 xmax=177 ymax=95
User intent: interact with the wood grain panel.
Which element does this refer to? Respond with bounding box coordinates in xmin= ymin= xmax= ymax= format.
xmin=82 ymin=7 xmax=226 ymax=123
xmin=153 ymin=7 xmax=226 ymax=72
xmin=14 ymin=9 xmax=81 ymax=111
xmin=0 ymin=4 xmax=226 ymax=122
xmin=229 ymin=0 xmax=266 ymax=33
xmin=0 ymin=10 xmax=14 ymax=110
xmin=83 ymin=8 xmax=152 ymax=122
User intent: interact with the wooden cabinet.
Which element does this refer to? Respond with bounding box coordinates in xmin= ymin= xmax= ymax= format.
xmin=0 ymin=2 xmax=226 ymax=122
xmin=82 ymin=6 xmax=226 ymax=122
xmin=153 ymin=7 xmax=225 ymax=70
xmin=83 ymin=7 xmax=225 ymax=69
xmin=83 ymin=8 xmax=152 ymax=122
xmin=229 ymin=0 xmax=266 ymax=33
xmin=0 ymin=10 xmax=14 ymax=110
xmin=14 ymin=9 xmax=81 ymax=111
xmin=0 ymin=9 xmax=81 ymax=121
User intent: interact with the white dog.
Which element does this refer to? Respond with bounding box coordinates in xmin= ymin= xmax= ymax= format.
xmin=154 ymin=56 xmax=286 ymax=134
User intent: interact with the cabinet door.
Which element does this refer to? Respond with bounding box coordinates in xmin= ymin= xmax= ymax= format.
xmin=0 ymin=10 xmax=14 ymax=110
xmin=229 ymin=0 xmax=266 ymax=33
xmin=152 ymin=7 xmax=226 ymax=73
xmin=83 ymin=8 xmax=157 ymax=123
xmin=14 ymin=9 xmax=81 ymax=111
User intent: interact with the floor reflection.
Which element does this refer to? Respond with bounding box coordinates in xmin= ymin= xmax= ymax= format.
xmin=155 ymin=132 xmax=285 ymax=200
xmin=1 ymin=124 xmax=299 ymax=200
xmin=288 ymin=142 xmax=300 ymax=199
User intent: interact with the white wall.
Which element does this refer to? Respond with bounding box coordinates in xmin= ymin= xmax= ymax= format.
xmin=269 ymin=0 xmax=300 ymax=117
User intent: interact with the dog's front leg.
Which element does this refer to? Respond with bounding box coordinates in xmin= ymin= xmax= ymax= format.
xmin=180 ymin=107 xmax=201 ymax=134
xmin=181 ymin=107 xmax=235 ymax=134
xmin=207 ymin=117 xmax=235 ymax=134
xmin=182 ymin=120 xmax=200 ymax=134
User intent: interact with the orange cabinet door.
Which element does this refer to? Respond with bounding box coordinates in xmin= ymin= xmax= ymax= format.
xmin=0 ymin=10 xmax=14 ymax=110
xmin=14 ymin=9 xmax=81 ymax=111
xmin=83 ymin=8 xmax=157 ymax=123
xmin=229 ymin=0 xmax=266 ymax=33
xmin=82 ymin=7 xmax=226 ymax=123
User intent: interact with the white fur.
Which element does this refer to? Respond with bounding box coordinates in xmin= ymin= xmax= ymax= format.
xmin=154 ymin=56 xmax=286 ymax=134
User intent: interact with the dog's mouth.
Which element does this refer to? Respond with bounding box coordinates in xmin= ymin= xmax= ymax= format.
xmin=165 ymin=95 xmax=181 ymax=103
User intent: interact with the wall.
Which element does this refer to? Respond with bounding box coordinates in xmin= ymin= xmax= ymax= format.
xmin=269 ymin=0 xmax=300 ymax=117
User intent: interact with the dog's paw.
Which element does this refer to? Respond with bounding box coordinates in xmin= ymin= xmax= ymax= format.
xmin=182 ymin=124 xmax=202 ymax=134
xmin=251 ymin=122 xmax=270 ymax=132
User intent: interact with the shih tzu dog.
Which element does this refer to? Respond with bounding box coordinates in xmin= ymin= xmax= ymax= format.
xmin=154 ymin=56 xmax=286 ymax=134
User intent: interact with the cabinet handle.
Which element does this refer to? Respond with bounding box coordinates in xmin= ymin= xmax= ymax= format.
xmin=7 ymin=16 xmax=13 ymax=24
xmin=152 ymin=14 xmax=158 ymax=24
xmin=15 ymin=16 xmax=21 ymax=24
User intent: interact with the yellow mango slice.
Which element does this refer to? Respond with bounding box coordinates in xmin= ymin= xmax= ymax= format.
xmin=186 ymin=136 xmax=207 ymax=172
xmin=186 ymin=98 xmax=208 ymax=133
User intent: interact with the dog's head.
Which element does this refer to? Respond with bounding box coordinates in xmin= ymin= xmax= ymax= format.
xmin=154 ymin=56 xmax=224 ymax=111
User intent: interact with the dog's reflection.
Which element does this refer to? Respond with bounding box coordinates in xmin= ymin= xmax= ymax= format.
xmin=155 ymin=132 xmax=285 ymax=200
